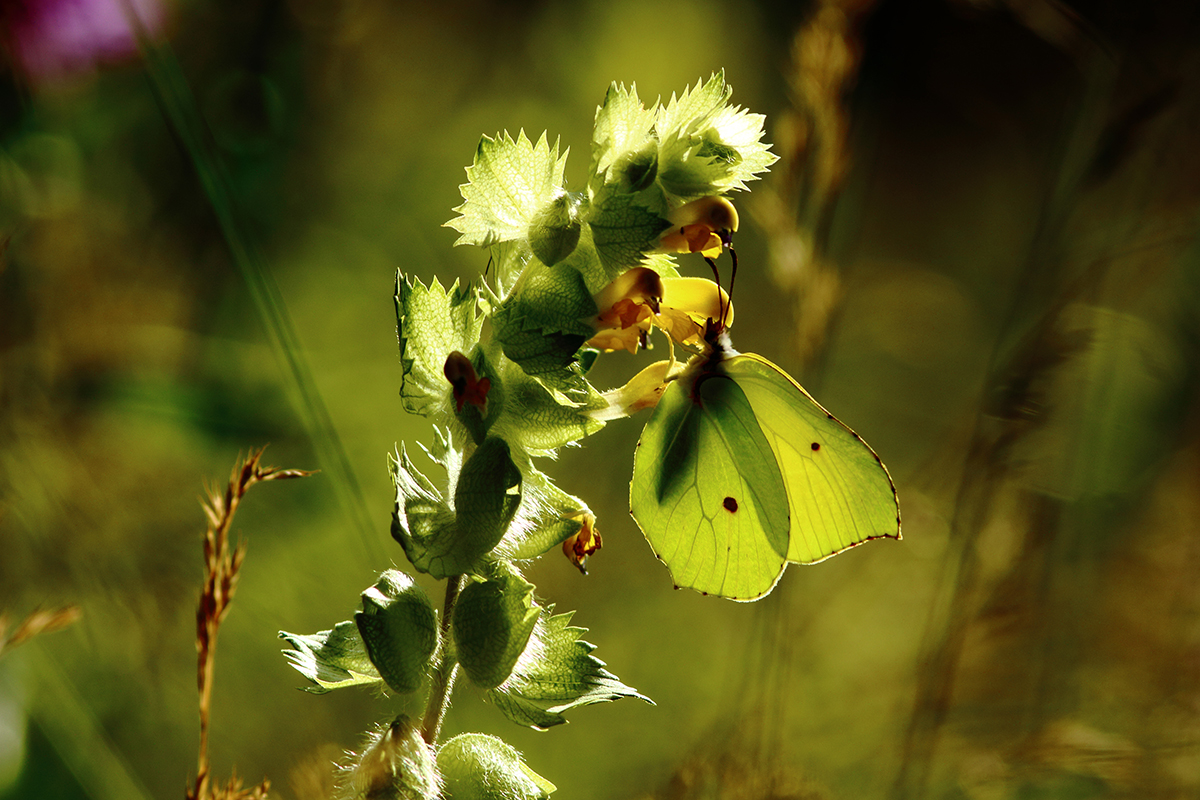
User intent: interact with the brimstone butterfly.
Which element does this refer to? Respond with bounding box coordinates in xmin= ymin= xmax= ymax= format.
xmin=629 ymin=272 xmax=900 ymax=601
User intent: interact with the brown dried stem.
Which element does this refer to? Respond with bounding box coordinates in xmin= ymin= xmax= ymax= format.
xmin=188 ymin=447 xmax=313 ymax=800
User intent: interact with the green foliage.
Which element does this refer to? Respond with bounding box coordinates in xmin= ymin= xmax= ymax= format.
xmin=490 ymin=262 xmax=597 ymax=378
xmin=390 ymin=437 xmax=523 ymax=579
xmin=587 ymin=72 xmax=776 ymax=214
xmin=585 ymin=186 xmax=673 ymax=274
xmin=445 ymin=131 xmax=568 ymax=249
xmin=284 ymin=72 xmax=778 ymax=792
xmin=493 ymin=457 xmax=591 ymax=561
xmin=527 ymin=192 xmax=583 ymax=266
xmin=482 ymin=355 xmax=605 ymax=451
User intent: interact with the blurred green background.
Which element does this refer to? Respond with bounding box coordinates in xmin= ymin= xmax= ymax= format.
xmin=2 ymin=0 xmax=1199 ymax=798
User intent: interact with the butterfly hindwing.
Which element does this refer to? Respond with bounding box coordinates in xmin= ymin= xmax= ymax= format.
xmin=721 ymin=354 xmax=900 ymax=564
xmin=631 ymin=371 xmax=789 ymax=600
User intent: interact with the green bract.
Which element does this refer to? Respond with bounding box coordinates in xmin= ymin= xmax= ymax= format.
xmin=493 ymin=455 xmax=591 ymax=562
xmin=278 ymin=621 xmax=383 ymax=694
xmin=445 ymin=131 xmax=568 ymax=249
xmin=355 ymin=570 xmax=439 ymax=694
xmin=438 ymin=734 xmax=555 ymax=800
xmin=391 ymin=436 xmax=522 ymax=579
xmin=395 ymin=274 xmax=482 ymax=418
xmin=588 ymin=72 xmax=777 ymax=214
xmin=453 ymin=565 xmax=540 ymax=690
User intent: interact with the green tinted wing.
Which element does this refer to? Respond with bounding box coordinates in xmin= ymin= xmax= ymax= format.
xmin=724 ymin=354 xmax=900 ymax=564
xmin=630 ymin=370 xmax=789 ymax=600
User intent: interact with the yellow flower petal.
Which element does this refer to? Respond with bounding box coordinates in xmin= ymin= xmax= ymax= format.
xmin=585 ymin=267 xmax=663 ymax=353
xmin=658 ymin=277 xmax=733 ymax=344
xmin=588 ymin=359 xmax=684 ymax=421
xmin=658 ymin=196 xmax=739 ymax=255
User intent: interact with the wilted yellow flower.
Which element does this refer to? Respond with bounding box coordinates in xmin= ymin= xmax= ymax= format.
xmin=561 ymin=510 xmax=601 ymax=574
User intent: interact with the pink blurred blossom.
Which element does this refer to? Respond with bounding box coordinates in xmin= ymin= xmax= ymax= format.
xmin=2 ymin=0 xmax=164 ymax=81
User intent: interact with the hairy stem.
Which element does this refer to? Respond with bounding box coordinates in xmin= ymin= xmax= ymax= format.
xmin=421 ymin=575 xmax=464 ymax=745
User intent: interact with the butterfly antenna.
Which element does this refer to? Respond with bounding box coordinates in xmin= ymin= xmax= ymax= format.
xmin=703 ymin=255 xmax=729 ymax=331
xmin=727 ymin=242 xmax=738 ymax=308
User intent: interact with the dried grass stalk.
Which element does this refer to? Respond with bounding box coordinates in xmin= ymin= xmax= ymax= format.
xmin=187 ymin=447 xmax=313 ymax=800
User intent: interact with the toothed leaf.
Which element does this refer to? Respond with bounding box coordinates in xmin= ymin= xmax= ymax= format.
xmin=487 ymin=606 xmax=651 ymax=730
xmin=585 ymin=186 xmax=671 ymax=274
xmin=395 ymin=273 xmax=482 ymax=417
xmin=446 ymin=131 xmax=568 ymax=247
xmin=654 ymin=71 xmax=777 ymax=204
xmin=591 ymin=82 xmax=657 ymax=186
xmin=492 ymin=261 xmax=597 ymax=379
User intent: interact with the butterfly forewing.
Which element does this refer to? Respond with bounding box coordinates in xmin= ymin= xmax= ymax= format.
xmin=722 ymin=354 xmax=900 ymax=563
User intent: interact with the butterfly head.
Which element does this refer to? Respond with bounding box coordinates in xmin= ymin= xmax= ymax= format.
xmin=701 ymin=315 xmax=737 ymax=358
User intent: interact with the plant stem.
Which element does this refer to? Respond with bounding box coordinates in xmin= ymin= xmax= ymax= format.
xmin=421 ymin=575 xmax=464 ymax=745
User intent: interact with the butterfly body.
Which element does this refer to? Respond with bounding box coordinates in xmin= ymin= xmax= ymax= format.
xmin=630 ymin=325 xmax=900 ymax=601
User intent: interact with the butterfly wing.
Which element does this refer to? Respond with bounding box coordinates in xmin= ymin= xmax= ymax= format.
xmin=630 ymin=369 xmax=791 ymax=600
xmin=722 ymin=354 xmax=900 ymax=563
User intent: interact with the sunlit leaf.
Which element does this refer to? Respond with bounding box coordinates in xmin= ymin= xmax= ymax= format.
xmin=485 ymin=352 xmax=606 ymax=451
xmin=446 ymin=130 xmax=568 ymax=248
xmin=585 ymin=186 xmax=671 ymax=275
xmin=653 ymin=71 xmax=777 ymax=205
xmin=492 ymin=262 xmax=597 ymax=372
xmin=395 ymin=273 xmax=483 ymax=417
xmin=590 ymin=82 xmax=657 ymax=189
